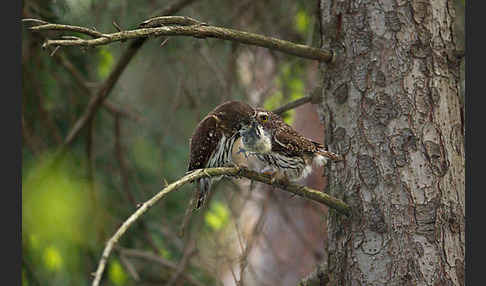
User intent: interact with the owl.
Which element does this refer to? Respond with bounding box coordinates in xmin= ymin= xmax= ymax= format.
xmin=238 ymin=108 xmax=341 ymax=182
xmin=188 ymin=101 xmax=255 ymax=210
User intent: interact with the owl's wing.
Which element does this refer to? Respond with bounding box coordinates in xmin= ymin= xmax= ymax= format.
xmin=188 ymin=114 xmax=222 ymax=171
xmin=271 ymin=123 xmax=319 ymax=156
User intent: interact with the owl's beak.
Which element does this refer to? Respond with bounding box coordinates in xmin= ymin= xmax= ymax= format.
xmin=242 ymin=121 xmax=260 ymax=139
xmin=240 ymin=120 xmax=272 ymax=154
xmin=241 ymin=121 xmax=261 ymax=146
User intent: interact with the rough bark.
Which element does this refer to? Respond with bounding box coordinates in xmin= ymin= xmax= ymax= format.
xmin=316 ymin=0 xmax=464 ymax=285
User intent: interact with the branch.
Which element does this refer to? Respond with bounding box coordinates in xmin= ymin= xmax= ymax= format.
xmin=166 ymin=240 xmax=197 ymax=286
xmin=272 ymin=86 xmax=322 ymax=115
xmin=62 ymin=38 xmax=144 ymax=147
xmin=36 ymin=0 xmax=198 ymax=150
xmin=52 ymin=52 xmax=144 ymax=122
xmin=24 ymin=16 xmax=334 ymax=62
xmin=91 ymin=166 xmax=350 ymax=286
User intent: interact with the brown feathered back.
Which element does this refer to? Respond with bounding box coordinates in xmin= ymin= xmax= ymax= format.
xmin=188 ymin=101 xmax=254 ymax=171
xmin=188 ymin=101 xmax=255 ymax=210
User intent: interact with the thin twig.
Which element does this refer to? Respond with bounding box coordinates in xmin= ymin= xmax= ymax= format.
xmin=139 ymin=15 xmax=204 ymax=28
xmin=91 ymin=166 xmax=350 ymax=286
xmin=52 ymin=50 xmax=145 ymax=122
xmin=62 ymin=38 xmax=144 ymax=147
xmin=25 ymin=22 xmax=107 ymax=38
xmin=112 ymin=21 xmax=123 ymax=32
xmin=119 ymin=247 xmax=205 ymax=286
xmin=24 ymin=7 xmax=141 ymax=123
xmin=166 ymin=240 xmax=198 ymax=286
xmin=114 ymin=114 xmax=137 ymax=205
xmin=57 ymin=0 xmax=200 ymax=148
xmin=22 ymin=18 xmax=48 ymax=25
xmin=238 ymin=193 xmax=269 ymax=285
xmin=272 ymin=86 xmax=322 ymax=115
xmin=114 ymin=114 xmax=161 ymax=254
xmin=118 ymin=253 xmax=140 ymax=282
xmin=49 ymin=45 xmax=60 ymax=56
xmin=269 ymin=191 xmax=322 ymax=257
xmin=272 ymin=96 xmax=312 ymax=115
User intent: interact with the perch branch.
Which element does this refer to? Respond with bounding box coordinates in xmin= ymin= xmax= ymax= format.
xmin=91 ymin=166 xmax=350 ymax=286
xmin=24 ymin=16 xmax=334 ymax=62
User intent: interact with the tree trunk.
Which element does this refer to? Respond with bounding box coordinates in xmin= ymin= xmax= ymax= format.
xmin=315 ymin=0 xmax=465 ymax=285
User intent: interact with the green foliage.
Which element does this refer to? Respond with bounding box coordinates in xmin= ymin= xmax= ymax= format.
xmin=43 ymin=245 xmax=64 ymax=271
xmin=97 ymin=47 xmax=114 ymax=79
xmin=205 ymin=201 xmax=230 ymax=231
xmin=22 ymin=269 xmax=29 ymax=286
xmin=264 ymin=63 xmax=305 ymax=125
xmin=22 ymin=152 xmax=102 ymax=283
xmin=108 ymin=259 xmax=128 ymax=286
xmin=294 ymin=9 xmax=310 ymax=36
xmin=130 ymin=136 xmax=163 ymax=175
xmin=23 ymin=153 xmax=93 ymax=245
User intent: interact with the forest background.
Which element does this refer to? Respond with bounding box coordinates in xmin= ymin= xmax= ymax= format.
xmin=21 ymin=0 xmax=465 ymax=285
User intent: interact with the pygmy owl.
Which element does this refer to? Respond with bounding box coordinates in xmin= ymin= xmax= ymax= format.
xmin=238 ymin=109 xmax=341 ymax=182
xmin=188 ymin=101 xmax=255 ymax=210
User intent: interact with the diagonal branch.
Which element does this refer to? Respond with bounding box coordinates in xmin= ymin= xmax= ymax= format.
xmin=53 ymin=52 xmax=144 ymax=122
xmin=24 ymin=16 xmax=334 ymax=62
xmin=91 ymin=166 xmax=350 ymax=286
xmin=34 ymin=0 xmax=199 ymax=149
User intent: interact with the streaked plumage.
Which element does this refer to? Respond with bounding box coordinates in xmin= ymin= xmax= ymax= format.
xmin=188 ymin=101 xmax=340 ymax=210
xmin=188 ymin=101 xmax=255 ymax=210
xmin=239 ymin=109 xmax=341 ymax=182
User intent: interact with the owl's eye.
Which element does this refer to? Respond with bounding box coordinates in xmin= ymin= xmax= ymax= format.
xmin=259 ymin=114 xmax=269 ymax=122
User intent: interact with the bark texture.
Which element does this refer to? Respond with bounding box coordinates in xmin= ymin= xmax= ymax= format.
xmin=317 ymin=0 xmax=464 ymax=285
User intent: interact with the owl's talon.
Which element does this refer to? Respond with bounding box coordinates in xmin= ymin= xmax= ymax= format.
xmin=270 ymin=174 xmax=277 ymax=184
xmin=260 ymin=168 xmax=278 ymax=184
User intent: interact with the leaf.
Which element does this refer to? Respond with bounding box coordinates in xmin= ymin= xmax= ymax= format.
xmin=294 ymin=9 xmax=310 ymax=35
xmin=108 ymin=259 xmax=128 ymax=286
xmin=204 ymin=202 xmax=230 ymax=231
xmin=43 ymin=245 xmax=64 ymax=271
xmin=97 ymin=47 xmax=114 ymax=79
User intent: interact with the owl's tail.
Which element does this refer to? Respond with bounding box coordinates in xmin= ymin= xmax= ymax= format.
xmin=312 ymin=141 xmax=342 ymax=161
xmin=315 ymin=149 xmax=342 ymax=161
xmin=194 ymin=178 xmax=211 ymax=210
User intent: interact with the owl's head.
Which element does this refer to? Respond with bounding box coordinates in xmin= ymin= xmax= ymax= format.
xmin=239 ymin=109 xmax=275 ymax=154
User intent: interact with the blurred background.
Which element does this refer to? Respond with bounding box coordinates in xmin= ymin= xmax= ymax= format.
xmin=21 ymin=0 xmax=465 ymax=285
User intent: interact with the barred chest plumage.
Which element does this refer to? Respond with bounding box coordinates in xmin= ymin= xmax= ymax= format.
xmin=207 ymin=133 xmax=239 ymax=168
xmin=253 ymin=153 xmax=312 ymax=181
xmin=195 ymin=133 xmax=240 ymax=208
